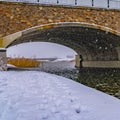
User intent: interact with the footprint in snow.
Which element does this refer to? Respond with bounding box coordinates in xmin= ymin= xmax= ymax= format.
xmin=0 ymin=90 xmax=3 ymax=94
xmin=0 ymin=83 xmax=7 ymax=87
xmin=51 ymin=107 xmax=60 ymax=114
xmin=75 ymin=108 xmax=81 ymax=114
xmin=72 ymin=104 xmax=81 ymax=114
xmin=41 ymin=113 xmax=49 ymax=119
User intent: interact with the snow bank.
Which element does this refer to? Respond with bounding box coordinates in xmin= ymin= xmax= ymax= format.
xmin=0 ymin=71 xmax=120 ymax=120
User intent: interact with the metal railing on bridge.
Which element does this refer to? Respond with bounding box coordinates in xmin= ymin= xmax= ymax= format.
xmin=0 ymin=0 xmax=120 ymax=9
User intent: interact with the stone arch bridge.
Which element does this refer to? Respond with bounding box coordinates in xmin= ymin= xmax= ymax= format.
xmin=0 ymin=1 xmax=120 ymax=69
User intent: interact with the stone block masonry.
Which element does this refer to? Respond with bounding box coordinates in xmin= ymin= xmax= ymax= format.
xmin=0 ymin=1 xmax=120 ymax=37
xmin=0 ymin=49 xmax=7 ymax=71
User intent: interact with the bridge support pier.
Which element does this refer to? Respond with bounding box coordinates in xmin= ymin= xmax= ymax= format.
xmin=75 ymin=55 xmax=80 ymax=68
xmin=116 ymin=47 xmax=120 ymax=60
xmin=0 ymin=49 xmax=7 ymax=71
xmin=75 ymin=54 xmax=83 ymax=68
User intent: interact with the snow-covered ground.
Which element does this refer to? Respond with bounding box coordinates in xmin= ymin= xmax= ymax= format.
xmin=0 ymin=71 xmax=120 ymax=120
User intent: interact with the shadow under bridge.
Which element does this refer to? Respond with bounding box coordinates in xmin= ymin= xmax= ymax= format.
xmin=8 ymin=25 xmax=120 ymax=68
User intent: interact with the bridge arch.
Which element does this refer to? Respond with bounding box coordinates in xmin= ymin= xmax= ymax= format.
xmin=3 ymin=22 xmax=120 ymax=62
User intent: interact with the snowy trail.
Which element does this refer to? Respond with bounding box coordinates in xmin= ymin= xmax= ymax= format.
xmin=0 ymin=71 xmax=120 ymax=120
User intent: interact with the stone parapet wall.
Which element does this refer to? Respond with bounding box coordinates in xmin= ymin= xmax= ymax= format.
xmin=0 ymin=2 xmax=120 ymax=37
xmin=0 ymin=49 xmax=7 ymax=71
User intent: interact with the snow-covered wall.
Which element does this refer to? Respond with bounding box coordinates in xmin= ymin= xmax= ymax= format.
xmin=1 ymin=0 xmax=120 ymax=9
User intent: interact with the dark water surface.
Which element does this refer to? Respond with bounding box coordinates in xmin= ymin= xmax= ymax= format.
xmin=43 ymin=67 xmax=120 ymax=99
xmin=9 ymin=61 xmax=120 ymax=99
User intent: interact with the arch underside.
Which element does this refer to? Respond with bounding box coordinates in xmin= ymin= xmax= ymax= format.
xmin=8 ymin=26 xmax=120 ymax=61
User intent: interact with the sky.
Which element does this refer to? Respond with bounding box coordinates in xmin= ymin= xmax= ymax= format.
xmin=7 ymin=42 xmax=77 ymax=60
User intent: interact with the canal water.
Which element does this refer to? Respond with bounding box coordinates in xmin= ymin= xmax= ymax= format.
xmin=38 ymin=61 xmax=120 ymax=99
xmin=9 ymin=61 xmax=120 ymax=99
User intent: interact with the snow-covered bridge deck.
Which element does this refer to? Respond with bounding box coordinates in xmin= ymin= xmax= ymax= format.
xmin=2 ymin=0 xmax=120 ymax=9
